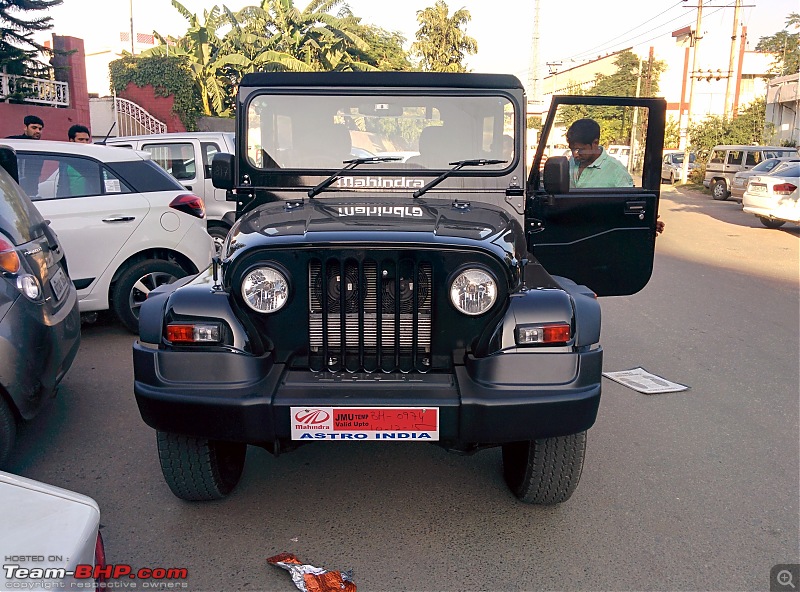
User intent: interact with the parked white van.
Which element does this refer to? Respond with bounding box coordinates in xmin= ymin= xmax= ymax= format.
xmin=106 ymin=132 xmax=235 ymax=246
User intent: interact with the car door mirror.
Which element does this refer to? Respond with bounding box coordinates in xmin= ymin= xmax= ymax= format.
xmin=211 ymin=153 xmax=235 ymax=189
xmin=0 ymin=146 xmax=19 ymax=183
xmin=543 ymin=156 xmax=569 ymax=194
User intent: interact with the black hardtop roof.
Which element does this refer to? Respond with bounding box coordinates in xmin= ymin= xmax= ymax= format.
xmin=240 ymin=71 xmax=524 ymax=90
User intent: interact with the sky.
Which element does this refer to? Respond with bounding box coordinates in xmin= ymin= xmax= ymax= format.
xmin=35 ymin=0 xmax=798 ymax=91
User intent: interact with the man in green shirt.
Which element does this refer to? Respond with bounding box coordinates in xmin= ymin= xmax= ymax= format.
xmin=567 ymin=118 xmax=633 ymax=189
xmin=566 ymin=118 xmax=664 ymax=235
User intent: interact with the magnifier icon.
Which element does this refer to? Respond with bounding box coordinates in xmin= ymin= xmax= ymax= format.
xmin=778 ymin=570 xmax=796 ymax=589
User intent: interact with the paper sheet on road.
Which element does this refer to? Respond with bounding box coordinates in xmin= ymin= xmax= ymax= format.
xmin=602 ymin=367 xmax=690 ymax=394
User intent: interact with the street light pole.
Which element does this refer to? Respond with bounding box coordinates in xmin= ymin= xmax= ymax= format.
xmin=680 ymin=0 xmax=703 ymax=184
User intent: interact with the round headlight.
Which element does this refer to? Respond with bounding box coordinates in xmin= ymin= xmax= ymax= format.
xmin=449 ymin=268 xmax=497 ymax=316
xmin=17 ymin=274 xmax=41 ymax=300
xmin=241 ymin=266 xmax=289 ymax=313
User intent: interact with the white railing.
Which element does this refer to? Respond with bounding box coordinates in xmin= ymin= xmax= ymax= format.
xmin=114 ymin=96 xmax=167 ymax=136
xmin=0 ymin=71 xmax=69 ymax=107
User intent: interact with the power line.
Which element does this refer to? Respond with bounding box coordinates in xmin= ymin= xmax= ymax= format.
xmin=561 ymin=0 xmax=686 ymax=62
xmin=554 ymin=1 xmax=734 ymax=67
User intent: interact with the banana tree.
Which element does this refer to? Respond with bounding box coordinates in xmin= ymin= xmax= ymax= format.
xmin=143 ymin=0 xmax=229 ymax=116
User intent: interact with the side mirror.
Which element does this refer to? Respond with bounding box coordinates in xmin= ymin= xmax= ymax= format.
xmin=543 ymin=156 xmax=569 ymax=195
xmin=211 ymin=153 xmax=235 ymax=190
xmin=0 ymin=145 xmax=19 ymax=183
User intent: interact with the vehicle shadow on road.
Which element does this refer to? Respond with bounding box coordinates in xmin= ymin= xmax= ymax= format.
xmin=664 ymin=186 xmax=800 ymax=235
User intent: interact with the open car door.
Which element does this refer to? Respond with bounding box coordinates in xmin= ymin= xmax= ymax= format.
xmin=526 ymin=95 xmax=666 ymax=296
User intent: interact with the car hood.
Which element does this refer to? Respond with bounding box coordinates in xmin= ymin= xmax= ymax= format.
xmin=227 ymin=197 xmax=527 ymax=262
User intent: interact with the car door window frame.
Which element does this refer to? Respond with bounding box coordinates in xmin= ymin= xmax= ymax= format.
xmin=141 ymin=142 xmax=197 ymax=182
xmin=17 ymin=153 xmax=116 ymax=200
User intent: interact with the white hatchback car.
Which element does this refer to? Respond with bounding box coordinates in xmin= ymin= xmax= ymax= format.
xmin=5 ymin=140 xmax=214 ymax=331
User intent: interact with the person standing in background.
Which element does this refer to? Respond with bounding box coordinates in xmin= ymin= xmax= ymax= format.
xmin=67 ymin=124 xmax=91 ymax=143
xmin=6 ymin=115 xmax=44 ymax=140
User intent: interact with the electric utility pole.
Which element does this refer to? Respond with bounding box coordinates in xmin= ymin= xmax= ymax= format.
xmin=680 ymin=0 xmax=703 ymax=184
xmin=724 ymin=0 xmax=742 ymax=119
xmin=528 ymin=0 xmax=541 ymax=105
xmin=129 ymin=0 xmax=135 ymax=55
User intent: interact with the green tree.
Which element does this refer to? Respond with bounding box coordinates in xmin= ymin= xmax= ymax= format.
xmin=556 ymin=50 xmax=666 ymax=147
xmin=687 ymin=98 xmax=769 ymax=162
xmin=411 ymin=1 xmax=477 ymax=72
xmin=233 ymin=0 xmax=375 ymax=72
xmin=143 ymin=0 xmax=230 ymax=116
xmin=755 ymin=13 xmax=800 ymax=76
xmin=0 ymin=0 xmax=62 ymax=78
xmin=664 ymin=116 xmax=680 ymax=150
xmin=345 ymin=23 xmax=411 ymax=71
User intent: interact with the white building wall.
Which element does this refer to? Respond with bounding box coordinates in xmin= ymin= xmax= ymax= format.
xmin=765 ymin=74 xmax=799 ymax=145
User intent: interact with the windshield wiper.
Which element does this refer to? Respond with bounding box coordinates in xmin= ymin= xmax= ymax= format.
xmin=412 ymin=159 xmax=506 ymax=198
xmin=307 ymin=156 xmax=402 ymax=197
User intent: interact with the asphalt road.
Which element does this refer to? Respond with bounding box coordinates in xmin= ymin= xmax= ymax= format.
xmin=8 ymin=184 xmax=799 ymax=592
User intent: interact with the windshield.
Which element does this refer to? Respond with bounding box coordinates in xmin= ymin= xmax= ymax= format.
xmin=246 ymin=93 xmax=515 ymax=172
xmin=671 ymin=153 xmax=695 ymax=164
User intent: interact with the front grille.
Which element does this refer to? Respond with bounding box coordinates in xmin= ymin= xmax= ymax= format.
xmin=309 ymin=257 xmax=432 ymax=373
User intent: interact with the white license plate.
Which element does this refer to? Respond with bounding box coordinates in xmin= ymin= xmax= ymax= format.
xmin=750 ymin=184 xmax=766 ymax=193
xmin=290 ymin=406 xmax=439 ymax=440
xmin=50 ymin=266 xmax=69 ymax=301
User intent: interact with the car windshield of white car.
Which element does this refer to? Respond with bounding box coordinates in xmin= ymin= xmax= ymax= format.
xmin=245 ymin=92 xmax=516 ymax=172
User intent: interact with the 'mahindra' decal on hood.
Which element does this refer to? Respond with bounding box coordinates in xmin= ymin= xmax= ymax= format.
xmin=230 ymin=199 xmax=528 ymax=260
xmin=337 ymin=205 xmax=424 ymax=218
xmin=335 ymin=176 xmax=425 ymax=189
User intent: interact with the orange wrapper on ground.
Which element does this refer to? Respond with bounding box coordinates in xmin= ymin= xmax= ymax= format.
xmin=267 ymin=553 xmax=356 ymax=592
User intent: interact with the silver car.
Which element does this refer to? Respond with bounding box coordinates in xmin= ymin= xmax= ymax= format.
xmin=731 ymin=157 xmax=800 ymax=201
xmin=661 ymin=150 xmax=695 ymax=184
xmin=742 ymin=162 xmax=800 ymax=228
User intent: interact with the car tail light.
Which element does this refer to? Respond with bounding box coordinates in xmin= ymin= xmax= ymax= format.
xmin=169 ymin=194 xmax=205 ymax=218
xmin=773 ymin=183 xmax=797 ymax=195
xmin=515 ymin=323 xmax=572 ymax=345
xmin=166 ymin=323 xmax=221 ymax=343
xmin=94 ymin=530 xmax=107 ymax=585
xmin=0 ymin=237 xmax=20 ymax=274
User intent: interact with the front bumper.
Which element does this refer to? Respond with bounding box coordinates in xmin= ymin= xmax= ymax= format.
xmin=133 ymin=344 xmax=602 ymax=446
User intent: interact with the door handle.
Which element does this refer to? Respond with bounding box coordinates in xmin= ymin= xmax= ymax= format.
xmin=624 ymin=200 xmax=646 ymax=215
xmin=102 ymin=216 xmax=135 ymax=223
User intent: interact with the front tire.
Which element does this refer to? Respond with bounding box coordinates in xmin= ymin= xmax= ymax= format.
xmin=157 ymin=432 xmax=246 ymax=501
xmin=711 ymin=179 xmax=729 ymax=200
xmin=0 ymin=396 xmax=17 ymax=469
xmin=112 ymin=259 xmax=186 ymax=333
xmin=502 ymin=432 xmax=586 ymax=504
xmin=758 ymin=216 xmax=786 ymax=229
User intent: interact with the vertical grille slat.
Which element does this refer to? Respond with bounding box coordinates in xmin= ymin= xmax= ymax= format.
xmin=393 ymin=259 xmax=401 ymax=371
xmin=357 ymin=259 xmax=365 ymax=372
xmin=337 ymin=258 xmax=345 ymax=373
xmin=412 ymin=261 xmax=419 ymax=372
xmin=309 ymin=254 xmax=432 ymax=373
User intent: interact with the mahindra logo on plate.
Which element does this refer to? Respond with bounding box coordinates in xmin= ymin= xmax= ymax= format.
xmin=294 ymin=409 xmax=330 ymax=425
